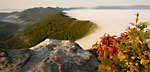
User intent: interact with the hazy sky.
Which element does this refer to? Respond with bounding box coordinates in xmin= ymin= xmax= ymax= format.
xmin=0 ymin=0 xmax=150 ymax=9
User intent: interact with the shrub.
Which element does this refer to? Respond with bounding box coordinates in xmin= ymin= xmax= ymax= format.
xmin=90 ymin=13 xmax=150 ymax=72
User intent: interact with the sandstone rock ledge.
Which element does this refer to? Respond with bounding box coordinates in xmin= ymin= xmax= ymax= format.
xmin=0 ymin=39 xmax=99 ymax=72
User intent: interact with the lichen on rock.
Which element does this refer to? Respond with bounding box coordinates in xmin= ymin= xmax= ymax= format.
xmin=0 ymin=39 xmax=99 ymax=72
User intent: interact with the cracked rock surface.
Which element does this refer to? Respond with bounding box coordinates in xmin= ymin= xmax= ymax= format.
xmin=0 ymin=39 xmax=99 ymax=72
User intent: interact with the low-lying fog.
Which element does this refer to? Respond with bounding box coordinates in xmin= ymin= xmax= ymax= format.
xmin=65 ymin=9 xmax=150 ymax=49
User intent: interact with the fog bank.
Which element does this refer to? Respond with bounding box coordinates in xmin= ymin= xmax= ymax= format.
xmin=65 ymin=9 xmax=150 ymax=49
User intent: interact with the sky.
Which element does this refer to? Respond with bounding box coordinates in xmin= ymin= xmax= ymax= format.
xmin=0 ymin=0 xmax=150 ymax=9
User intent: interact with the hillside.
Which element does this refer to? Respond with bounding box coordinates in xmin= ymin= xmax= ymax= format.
xmin=0 ymin=7 xmax=85 ymax=35
xmin=0 ymin=21 xmax=19 ymax=42
xmin=3 ymin=12 xmax=96 ymax=49
xmin=0 ymin=12 xmax=18 ymax=20
xmin=0 ymin=21 xmax=19 ymax=48
xmin=0 ymin=7 xmax=84 ymax=25
xmin=0 ymin=7 xmax=61 ymax=25
xmin=17 ymin=7 xmax=61 ymax=24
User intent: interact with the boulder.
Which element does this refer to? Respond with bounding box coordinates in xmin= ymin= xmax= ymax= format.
xmin=0 ymin=39 xmax=99 ymax=72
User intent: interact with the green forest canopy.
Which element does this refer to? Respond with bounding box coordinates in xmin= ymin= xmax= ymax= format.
xmin=3 ymin=12 xmax=97 ymax=49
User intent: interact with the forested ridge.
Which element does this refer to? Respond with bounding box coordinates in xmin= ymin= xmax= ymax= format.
xmin=1 ymin=12 xmax=96 ymax=49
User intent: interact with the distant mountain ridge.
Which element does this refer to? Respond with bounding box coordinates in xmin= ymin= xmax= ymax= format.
xmin=0 ymin=7 xmax=85 ymax=13
xmin=0 ymin=7 xmax=86 ymax=24
xmin=0 ymin=7 xmax=62 ymax=24
xmin=93 ymin=5 xmax=150 ymax=9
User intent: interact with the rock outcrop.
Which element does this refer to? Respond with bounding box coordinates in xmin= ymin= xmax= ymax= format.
xmin=0 ymin=39 xmax=99 ymax=72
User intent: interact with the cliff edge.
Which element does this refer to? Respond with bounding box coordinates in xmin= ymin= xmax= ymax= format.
xmin=0 ymin=39 xmax=99 ymax=72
